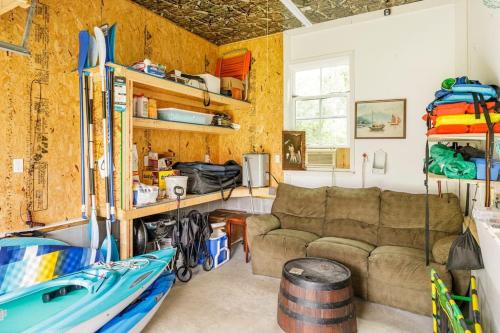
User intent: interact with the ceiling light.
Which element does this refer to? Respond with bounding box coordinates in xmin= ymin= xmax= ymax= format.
xmin=279 ymin=0 xmax=312 ymax=27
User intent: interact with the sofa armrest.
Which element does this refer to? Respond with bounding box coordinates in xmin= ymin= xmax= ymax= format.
xmin=246 ymin=214 xmax=281 ymax=249
xmin=432 ymin=235 xmax=458 ymax=264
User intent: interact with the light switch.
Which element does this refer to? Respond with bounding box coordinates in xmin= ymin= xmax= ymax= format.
xmin=274 ymin=154 xmax=281 ymax=163
xmin=13 ymin=159 xmax=23 ymax=173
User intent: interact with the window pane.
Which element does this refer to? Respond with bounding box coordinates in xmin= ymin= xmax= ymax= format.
xmin=322 ymin=97 xmax=347 ymax=117
xmin=323 ymin=118 xmax=348 ymax=146
xmin=321 ymin=65 xmax=350 ymax=94
xmin=296 ymin=99 xmax=320 ymax=119
xmin=297 ymin=119 xmax=347 ymax=148
xmin=295 ymin=69 xmax=320 ymax=96
xmin=296 ymin=119 xmax=322 ymax=147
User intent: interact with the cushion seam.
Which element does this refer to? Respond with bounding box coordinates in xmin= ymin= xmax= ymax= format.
xmin=311 ymin=240 xmax=374 ymax=253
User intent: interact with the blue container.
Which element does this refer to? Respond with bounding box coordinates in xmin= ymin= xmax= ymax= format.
xmin=157 ymin=108 xmax=214 ymax=125
xmin=471 ymin=158 xmax=500 ymax=180
xmin=208 ymin=233 xmax=229 ymax=267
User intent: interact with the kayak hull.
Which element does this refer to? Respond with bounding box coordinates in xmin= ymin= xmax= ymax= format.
xmin=0 ymin=248 xmax=175 ymax=333
xmin=98 ymin=272 xmax=175 ymax=333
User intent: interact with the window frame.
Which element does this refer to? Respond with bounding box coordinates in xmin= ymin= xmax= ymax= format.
xmin=285 ymin=52 xmax=355 ymax=171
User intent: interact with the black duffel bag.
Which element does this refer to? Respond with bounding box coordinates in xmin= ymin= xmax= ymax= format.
xmin=173 ymin=160 xmax=242 ymax=200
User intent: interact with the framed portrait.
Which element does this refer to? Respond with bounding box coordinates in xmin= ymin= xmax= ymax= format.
xmin=282 ymin=131 xmax=306 ymax=171
xmin=355 ymin=99 xmax=406 ymax=139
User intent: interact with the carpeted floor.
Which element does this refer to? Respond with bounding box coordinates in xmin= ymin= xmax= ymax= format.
xmin=146 ymin=245 xmax=432 ymax=333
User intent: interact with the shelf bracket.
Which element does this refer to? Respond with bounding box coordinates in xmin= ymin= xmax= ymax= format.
xmin=0 ymin=0 xmax=36 ymax=56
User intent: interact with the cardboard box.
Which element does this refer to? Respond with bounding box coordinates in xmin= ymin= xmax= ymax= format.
xmin=142 ymin=170 xmax=179 ymax=190
xmin=221 ymin=77 xmax=244 ymax=91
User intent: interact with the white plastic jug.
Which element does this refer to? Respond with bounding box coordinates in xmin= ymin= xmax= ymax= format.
xmin=165 ymin=176 xmax=188 ymax=199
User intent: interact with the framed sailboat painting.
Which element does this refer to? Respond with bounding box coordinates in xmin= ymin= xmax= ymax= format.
xmin=355 ymin=99 xmax=406 ymax=139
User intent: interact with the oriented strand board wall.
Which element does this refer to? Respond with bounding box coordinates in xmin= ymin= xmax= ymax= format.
xmin=217 ymin=33 xmax=284 ymax=185
xmin=0 ymin=0 xmax=218 ymax=231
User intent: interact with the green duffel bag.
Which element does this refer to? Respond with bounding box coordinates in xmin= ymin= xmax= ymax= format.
xmin=444 ymin=159 xmax=476 ymax=179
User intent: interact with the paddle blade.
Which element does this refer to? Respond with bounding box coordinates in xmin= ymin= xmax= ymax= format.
xmin=88 ymin=211 xmax=100 ymax=250
xmin=88 ymin=35 xmax=98 ymax=67
xmin=78 ymin=31 xmax=90 ymax=75
xmin=93 ymin=27 xmax=107 ymax=80
xmin=101 ymin=235 xmax=119 ymax=262
xmin=105 ymin=24 xmax=116 ymax=63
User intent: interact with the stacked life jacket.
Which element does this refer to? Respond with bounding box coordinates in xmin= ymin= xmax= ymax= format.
xmin=424 ymin=77 xmax=500 ymax=135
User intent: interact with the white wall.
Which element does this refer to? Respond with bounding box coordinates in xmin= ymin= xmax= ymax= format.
xmin=467 ymin=2 xmax=500 ymax=332
xmin=283 ymin=0 xmax=467 ymax=193
xmin=468 ymin=0 xmax=500 ymax=83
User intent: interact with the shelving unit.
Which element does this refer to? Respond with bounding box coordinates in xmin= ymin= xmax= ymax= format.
xmin=84 ymin=63 xmax=253 ymax=259
xmin=133 ymin=117 xmax=238 ymax=135
xmin=426 ymin=131 xmax=496 ymax=207
xmin=122 ymin=187 xmax=273 ymax=220
xmin=428 ymin=173 xmax=500 ymax=186
xmin=427 ymin=133 xmax=487 ymax=142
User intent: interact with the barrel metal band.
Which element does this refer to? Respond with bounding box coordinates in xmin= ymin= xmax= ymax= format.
xmin=278 ymin=303 xmax=354 ymax=325
xmin=280 ymin=287 xmax=352 ymax=309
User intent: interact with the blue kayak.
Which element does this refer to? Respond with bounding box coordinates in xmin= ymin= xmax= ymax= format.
xmin=0 ymin=237 xmax=67 ymax=247
xmin=0 ymin=248 xmax=176 ymax=333
xmin=0 ymin=245 xmax=103 ymax=295
xmin=98 ymin=271 xmax=175 ymax=332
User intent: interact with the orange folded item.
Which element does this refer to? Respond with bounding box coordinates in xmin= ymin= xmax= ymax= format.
xmin=432 ymin=102 xmax=469 ymax=116
xmin=426 ymin=125 xmax=469 ymax=136
xmin=427 ymin=128 xmax=438 ymax=136
xmin=469 ymin=123 xmax=500 ymax=133
xmin=464 ymin=101 xmax=497 ymax=114
xmin=431 ymin=101 xmax=497 ymax=116
xmin=435 ymin=124 xmax=469 ymax=134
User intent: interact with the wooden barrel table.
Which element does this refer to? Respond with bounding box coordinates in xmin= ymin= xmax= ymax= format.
xmin=277 ymin=258 xmax=357 ymax=333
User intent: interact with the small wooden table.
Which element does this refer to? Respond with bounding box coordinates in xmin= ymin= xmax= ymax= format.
xmin=208 ymin=209 xmax=250 ymax=263
xmin=226 ymin=215 xmax=250 ymax=263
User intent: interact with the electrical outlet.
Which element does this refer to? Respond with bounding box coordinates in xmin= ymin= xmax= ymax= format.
xmin=274 ymin=154 xmax=281 ymax=163
xmin=13 ymin=159 xmax=23 ymax=173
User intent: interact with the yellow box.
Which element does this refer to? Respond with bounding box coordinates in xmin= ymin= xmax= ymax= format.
xmin=142 ymin=170 xmax=178 ymax=189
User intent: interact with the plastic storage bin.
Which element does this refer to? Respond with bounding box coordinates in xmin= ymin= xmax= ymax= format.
xmin=157 ymin=108 xmax=214 ymax=125
xmin=471 ymin=158 xmax=500 ymax=180
xmin=165 ymin=176 xmax=188 ymax=199
xmin=206 ymin=231 xmax=230 ymax=269
xmin=197 ymin=74 xmax=221 ymax=94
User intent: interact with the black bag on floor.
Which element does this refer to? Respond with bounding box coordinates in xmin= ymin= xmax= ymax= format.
xmin=447 ymin=228 xmax=484 ymax=270
xmin=174 ymin=161 xmax=242 ymax=200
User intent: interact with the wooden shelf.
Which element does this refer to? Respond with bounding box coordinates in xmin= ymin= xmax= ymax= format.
xmin=0 ymin=0 xmax=29 ymax=16
xmin=120 ymin=187 xmax=274 ymax=220
xmin=133 ymin=117 xmax=238 ymax=135
xmin=84 ymin=63 xmax=251 ymax=111
xmin=428 ymin=173 xmax=500 ymax=185
xmin=427 ymin=134 xmax=487 ymax=142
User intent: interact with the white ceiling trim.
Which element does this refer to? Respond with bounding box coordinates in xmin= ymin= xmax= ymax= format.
xmin=279 ymin=0 xmax=313 ymax=27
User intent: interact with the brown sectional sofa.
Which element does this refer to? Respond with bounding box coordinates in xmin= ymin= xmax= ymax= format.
xmin=247 ymin=183 xmax=468 ymax=315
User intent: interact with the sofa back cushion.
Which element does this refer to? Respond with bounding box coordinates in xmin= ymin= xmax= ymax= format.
xmin=271 ymin=183 xmax=327 ymax=236
xmin=379 ymin=191 xmax=463 ymax=249
xmin=324 ymin=187 xmax=381 ymax=245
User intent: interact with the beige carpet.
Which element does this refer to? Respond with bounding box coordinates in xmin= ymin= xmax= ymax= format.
xmin=146 ymin=245 xmax=432 ymax=333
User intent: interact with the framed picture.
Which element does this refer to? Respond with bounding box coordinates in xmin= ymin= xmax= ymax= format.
xmin=355 ymin=99 xmax=406 ymax=139
xmin=282 ymin=131 xmax=306 ymax=170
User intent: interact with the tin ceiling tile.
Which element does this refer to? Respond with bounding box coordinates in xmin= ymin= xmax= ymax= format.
xmin=132 ymin=0 xmax=422 ymax=45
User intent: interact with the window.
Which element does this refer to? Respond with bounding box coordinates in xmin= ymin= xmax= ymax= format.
xmin=289 ymin=55 xmax=352 ymax=169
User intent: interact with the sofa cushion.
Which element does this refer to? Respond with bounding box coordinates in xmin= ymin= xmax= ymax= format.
xmin=324 ymin=187 xmax=381 ymax=245
xmin=267 ymin=229 xmax=319 ymax=243
xmin=250 ymin=228 xmax=319 ymax=278
xmin=307 ymin=237 xmax=375 ymax=298
xmin=379 ymin=191 xmax=463 ymax=249
xmin=432 ymin=235 xmax=457 ymax=264
xmin=367 ymin=245 xmax=452 ymax=315
xmin=271 ymin=183 xmax=327 ymax=236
